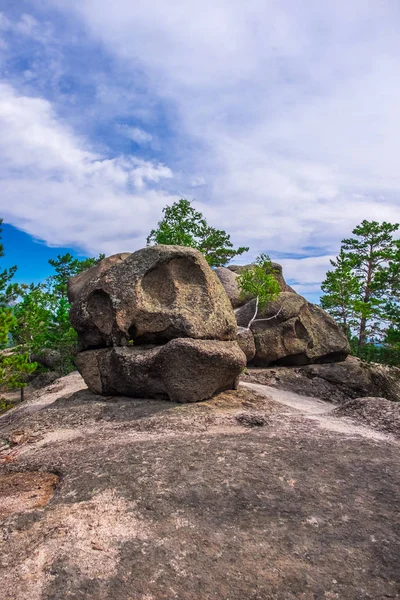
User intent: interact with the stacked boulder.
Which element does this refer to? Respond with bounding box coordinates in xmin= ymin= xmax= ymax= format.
xmin=216 ymin=264 xmax=350 ymax=367
xmin=69 ymin=246 xmax=246 ymax=402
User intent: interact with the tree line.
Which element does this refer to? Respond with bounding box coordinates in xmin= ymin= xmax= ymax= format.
xmin=321 ymin=220 xmax=399 ymax=365
xmin=0 ymin=201 xmax=398 ymax=410
xmin=0 ymin=225 xmax=104 ymax=406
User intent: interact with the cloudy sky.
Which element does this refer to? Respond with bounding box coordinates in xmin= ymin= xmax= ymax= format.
xmin=0 ymin=0 xmax=399 ymax=301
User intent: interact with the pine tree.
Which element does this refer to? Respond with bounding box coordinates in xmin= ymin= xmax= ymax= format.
xmin=0 ymin=219 xmax=37 ymax=401
xmin=48 ymin=252 xmax=105 ymax=298
xmin=342 ymin=220 xmax=399 ymax=351
xmin=321 ymin=220 xmax=399 ymax=357
xmin=147 ymin=199 xmax=249 ymax=266
xmin=1 ymin=353 xmax=37 ymax=402
xmin=0 ymin=219 xmax=22 ymax=347
xmin=320 ymin=249 xmax=360 ymax=337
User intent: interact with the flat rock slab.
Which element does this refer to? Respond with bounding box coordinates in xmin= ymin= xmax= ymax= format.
xmin=0 ymin=372 xmax=399 ymax=600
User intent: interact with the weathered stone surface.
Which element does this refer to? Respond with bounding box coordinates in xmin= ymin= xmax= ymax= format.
xmin=29 ymin=370 xmax=61 ymax=390
xmin=228 ymin=262 xmax=296 ymax=293
xmin=243 ymin=356 xmax=400 ymax=403
xmin=158 ymin=338 xmax=246 ymax=402
xmin=234 ymin=298 xmax=258 ymax=328
xmin=76 ymin=346 xmax=166 ymax=398
xmin=31 ymin=348 xmax=61 ymax=370
xmin=304 ymin=358 xmax=400 ymax=403
xmin=237 ymin=327 xmax=256 ymax=361
xmin=250 ymin=292 xmax=350 ymax=366
xmin=0 ymin=472 xmax=59 ymax=519
xmin=1 ymin=371 xmax=400 ymax=600
xmin=68 ymin=253 xmax=130 ymax=303
xmin=214 ymin=266 xmax=242 ymax=308
xmin=334 ymin=396 xmax=400 ymax=435
xmin=76 ymin=339 xmax=246 ymax=402
xmin=70 ymin=245 xmax=237 ymax=350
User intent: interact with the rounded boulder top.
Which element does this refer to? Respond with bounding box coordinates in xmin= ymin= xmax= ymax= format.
xmin=69 ymin=245 xmax=238 ymax=350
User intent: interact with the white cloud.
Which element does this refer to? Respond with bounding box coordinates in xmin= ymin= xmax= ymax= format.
xmin=117 ymin=124 xmax=153 ymax=145
xmin=278 ymin=255 xmax=335 ymax=296
xmin=53 ymin=0 xmax=399 ymax=257
xmin=0 ymin=82 xmax=175 ymax=255
xmin=14 ymin=14 xmax=39 ymax=36
xmin=0 ymin=12 xmax=10 ymax=30
xmin=2 ymin=1 xmax=400 ymax=295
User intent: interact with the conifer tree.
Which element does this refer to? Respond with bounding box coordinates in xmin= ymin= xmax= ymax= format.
xmin=321 ymin=220 xmax=399 ymax=357
xmin=147 ymin=199 xmax=249 ymax=266
xmin=320 ymin=249 xmax=360 ymax=337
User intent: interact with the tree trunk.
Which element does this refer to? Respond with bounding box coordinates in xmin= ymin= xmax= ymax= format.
xmin=357 ymin=251 xmax=374 ymax=355
xmin=357 ymin=316 xmax=367 ymax=355
xmin=20 ymin=386 xmax=24 ymax=403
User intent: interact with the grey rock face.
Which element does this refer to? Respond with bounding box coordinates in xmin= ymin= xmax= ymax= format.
xmin=67 ymin=253 xmax=131 ymax=304
xmin=242 ymin=356 xmax=400 ymax=404
xmin=234 ymin=299 xmax=258 ymax=328
xmin=237 ymin=327 xmax=256 ymax=361
xmin=303 ymin=358 xmax=400 ymax=402
xmin=251 ymin=292 xmax=350 ymax=366
xmin=235 ymin=292 xmax=350 ymax=367
xmin=31 ymin=349 xmax=61 ymax=370
xmin=214 ymin=267 xmax=242 ymax=308
xmin=70 ymin=246 xmax=245 ymax=402
xmin=76 ymin=339 xmax=246 ymax=402
xmin=229 ymin=261 xmax=349 ymax=367
xmin=70 ymin=245 xmax=237 ymax=351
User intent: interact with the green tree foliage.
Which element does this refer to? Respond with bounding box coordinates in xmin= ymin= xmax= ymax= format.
xmin=321 ymin=220 xmax=399 ymax=364
xmin=0 ymin=220 xmax=38 ymax=401
xmin=11 ymin=252 xmax=104 ymax=377
xmin=0 ymin=353 xmax=37 ymax=402
xmin=0 ymin=219 xmax=23 ymax=306
xmin=0 ymin=219 xmax=22 ymax=347
xmin=0 ymin=310 xmax=16 ymax=347
xmin=320 ymin=249 xmax=360 ymax=337
xmin=147 ymin=199 xmax=249 ymax=266
xmin=237 ymin=254 xmax=280 ymax=316
xmin=48 ymin=252 xmax=105 ymax=298
xmin=341 ymin=220 xmax=399 ymax=351
xmin=12 ymin=284 xmax=52 ymax=353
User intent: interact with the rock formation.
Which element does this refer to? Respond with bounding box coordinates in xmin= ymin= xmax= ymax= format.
xmin=236 ymin=327 xmax=256 ymax=361
xmin=250 ymin=292 xmax=350 ymax=366
xmin=214 ymin=267 xmax=242 ymax=308
xmin=69 ymin=246 xmax=246 ymax=402
xmin=242 ymin=356 xmax=400 ymax=403
xmin=218 ymin=262 xmax=350 ymax=366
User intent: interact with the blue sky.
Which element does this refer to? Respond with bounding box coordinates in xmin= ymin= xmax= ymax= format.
xmin=0 ymin=1 xmax=399 ymax=304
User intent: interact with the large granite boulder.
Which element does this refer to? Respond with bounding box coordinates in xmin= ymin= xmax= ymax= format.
xmin=226 ymin=262 xmax=348 ymax=367
xmin=249 ymin=292 xmax=350 ymax=366
xmin=70 ymin=245 xmax=237 ymax=351
xmin=303 ymin=358 xmax=400 ymax=403
xmin=235 ymin=298 xmax=258 ymax=328
xmin=70 ymin=246 xmax=245 ymax=402
xmin=214 ymin=267 xmax=242 ymax=308
xmin=237 ymin=327 xmax=256 ymax=361
xmin=242 ymin=356 xmax=400 ymax=403
xmin=76 ymin=339 xmax=246 ymax=403
xmin=68 ymin=253 xmax=130 ymax=303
